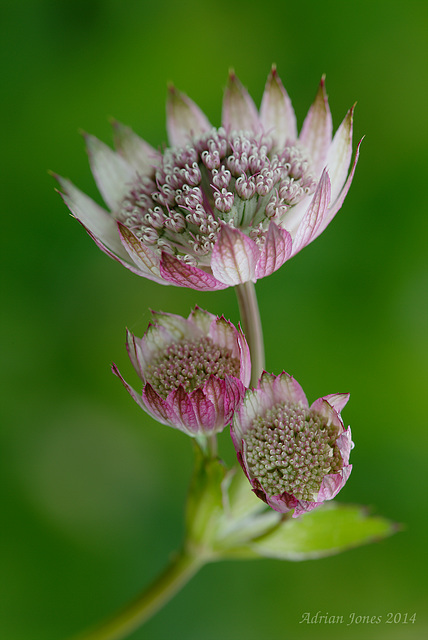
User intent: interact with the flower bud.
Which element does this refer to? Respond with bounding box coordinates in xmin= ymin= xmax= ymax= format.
xmin=231 ymin=371 xmax=353 ymax=516
xmin=113 ymin=308 xmax=251 ymax=437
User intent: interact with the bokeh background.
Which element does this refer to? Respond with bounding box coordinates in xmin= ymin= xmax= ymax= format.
xmin=1 ymin=0 xmax=427 ymax=638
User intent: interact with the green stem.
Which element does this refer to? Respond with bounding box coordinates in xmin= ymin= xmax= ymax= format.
xmin=69 ymin=549 xmax=204 ymax=640
xmin=235 ymin=281 xmax=265 ymax=386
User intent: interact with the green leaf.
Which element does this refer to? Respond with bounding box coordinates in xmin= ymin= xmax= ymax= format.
xmin=248 ymin=503 xmax=397 ymax=561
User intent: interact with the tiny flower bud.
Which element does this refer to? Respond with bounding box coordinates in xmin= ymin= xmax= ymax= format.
xmin=113 ymin=308 xmax=251 ymax=437
xmin=231 ymin=372 xmax=353 ymax=517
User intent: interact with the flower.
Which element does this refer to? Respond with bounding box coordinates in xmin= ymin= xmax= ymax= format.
xmin=231 ymin=371 xmax=353 ymax=517
xmin=56 ymin=66 xmax=361 ymax=291
xmin=112 ymin=307 xmax=251 ymax=437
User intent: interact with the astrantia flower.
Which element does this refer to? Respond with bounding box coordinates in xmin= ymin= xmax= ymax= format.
xmin=112 ymin=308 xmax=250 ymax=437
xmin=231 ymin=372 xmax=353 ymax=517
xmin=56 ymin=66 xmax=360 ymax=291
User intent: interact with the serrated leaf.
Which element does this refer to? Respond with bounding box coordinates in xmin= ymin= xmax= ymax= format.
xmin=249 ymin=503 xmax=397 ymax=561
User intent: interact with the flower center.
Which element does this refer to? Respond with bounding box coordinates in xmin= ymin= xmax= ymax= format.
xmin=244 ymin=403 xmax=343 ymax=501
xmin=118 ymin=127 xmax=316 ymax=266
xmin=145 ymin=336 xmax=240 ymax=397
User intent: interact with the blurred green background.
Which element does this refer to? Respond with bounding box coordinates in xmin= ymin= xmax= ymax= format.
xmin=1 ymin=0 xmax=427 ymax=638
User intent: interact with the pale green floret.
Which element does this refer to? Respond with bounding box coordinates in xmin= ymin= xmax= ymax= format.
xmin=245 ymin=403 xmax=343 ymax=501
xmin=145 ymin=336 xmax=240 ymax=397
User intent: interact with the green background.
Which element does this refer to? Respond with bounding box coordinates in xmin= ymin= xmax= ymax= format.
xmin=1 ymin=0 xmax=427 ymax=638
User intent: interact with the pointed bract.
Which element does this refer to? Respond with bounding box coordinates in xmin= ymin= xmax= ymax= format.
xmin=326 ymin=106 xmax=354 ymax=203
xmin=255 ymin=222 xmax=292 ymax=278
xmin=112 ymin=120 xmax=161 ymax=175
xmin=300 ymin=77 xmax=333 ymax=176
xmin=84 ymin=133 xmax=135 ymax=210
xmin=291 ymin=170 xmax=331 ymax=255
xmin=260 ymin=66 xmax=297 ymax=146
xmin=166 ymin=86 xmax=212 ymax=147
xmin=160 ymin=253 xmax=229 ymax=291
xmin=211 ymin=225 xmax=260 ymax=285
xmin=56 ymin=176 xmax=129 ymax=261
xmin=222 ymin=71 xmax=260 ymax=133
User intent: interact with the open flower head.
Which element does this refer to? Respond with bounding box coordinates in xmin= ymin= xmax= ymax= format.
xmin=231 ymin=372 xmax=353 ymax=517
xmin=56 ymin=66 xmax=361 ymax=291
xmin=112 ymin=308 xmax=250 ymax=437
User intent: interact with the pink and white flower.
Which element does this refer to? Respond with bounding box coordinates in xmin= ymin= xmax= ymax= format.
xmin=112 ymin=308 xmax=250 ymax=437
xmin=231 ymin=371 xmax=353 ymax=517
xmin=56 ymin=66 xmax=361 ymax=291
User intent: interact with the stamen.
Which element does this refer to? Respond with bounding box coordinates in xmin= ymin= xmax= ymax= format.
xmin=117 ymin=126 xmax=317 ymax=264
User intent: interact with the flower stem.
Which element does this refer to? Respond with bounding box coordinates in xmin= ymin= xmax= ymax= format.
xmin=69 ymin=548 xmax=204 ymax=640
xmin=235 ymin=282 xmax=265 ymax=386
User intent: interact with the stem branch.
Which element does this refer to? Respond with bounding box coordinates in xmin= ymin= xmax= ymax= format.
xmin=69 ymin=549 xmax=204 ymax=640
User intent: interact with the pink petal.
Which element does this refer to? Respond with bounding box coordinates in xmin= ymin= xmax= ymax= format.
xmin=112 ymin=363 xmax=147 ymax=412
xmin=258 ymin=371 xmax=309 ymax=408
xmin=80 ymin=222 xmax=153 ymax=278
xmin=117 ymin=223 xmax=166 ymax=285
xmin=310 ymin=397 xmax=344 ymax=433
xmin=260 ymin=65 xmax=297 ymax=146
xmin=317 ymin=465 xmax=352 ymax=501
xmin=112 ymin=120 xmax=161 ymax=175
xmin=125 ymin=329 xmax=145 ymax=380
xmin=208 ymin=316 xmax=242 ymax=358
xmin=322 ymin=393 xmax=350 ymax=415
xmin=112 ymin=365 xmax=175 ymax=428
xmin=211 ymin=225 xmax=260 ymax=286
xmin=189 ymin=388 xmax=219 ymax=432
xmin=255 ymin=222 xmax=292 ymax=278
xmin=222 ymin=70 xmax=260 ymax=134
xmin=168 ymin=387 xmax=215 ymax=435
xmin=203 ymin=376 xmax=226 ymax=414
xmin=266 ymin=491 xmax=299 ymax=514
xmin=293 ymin=500 xmax=322 ymax=517
xmin=291 ymin=170 xmax=331 ymax=255
xmin=336 ymin=427 xmax=354 ymax=465
xmin=326 ymin=105 xmax=354 ymax=203
xmin=166 ymin=85 xmax=212 ymax=147
xmin=236 ymin=328 xmax=252 ymax=387
xmin=143 ymin=383 xmax=178 ymax=427
xmin=223 ymin=376 xmax=246 ymax=424
xmin=160 ymin=253 xmax=229 ymax=291
xmin=299 ymin=77 xmax=333 ymax=176
xmin=84 ymin=133 xmax=135 ymax=210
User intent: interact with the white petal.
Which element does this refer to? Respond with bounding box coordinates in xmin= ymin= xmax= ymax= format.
xmin=326 ymin=106 xmax=354 ymax=203
xmin=112 ymin=121 xmax=161 ymax=175
xmin=222 ymin=71 xmax=260 ymax=134
xmin=85 ymin=133 xmax=136 ymax=210
xmin=166 ymin=86 xmax=212 ymax=147
xmin=260 ymin=66 xmax=297 ymax=146
xmin=299 ymin=77 xmax=332 ymax=176
xmin=291 ymin=170 xmax=331 ymax=255
xmin=56 ymin=175 xmax=129 ymax=260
